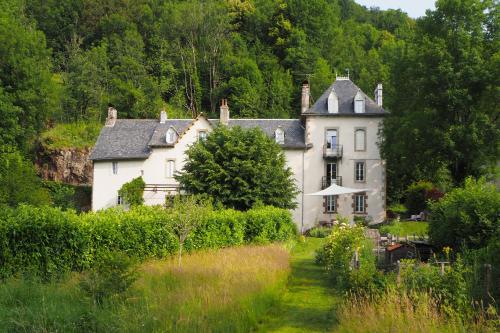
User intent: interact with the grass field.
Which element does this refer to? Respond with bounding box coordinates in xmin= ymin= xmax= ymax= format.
xmin=379 ymin=221 xmax=429 ymax=237
xmin=0 ymin=244 xmax=289 ymax=332
xmin=257 ymin=237 xmax=340 ymax=332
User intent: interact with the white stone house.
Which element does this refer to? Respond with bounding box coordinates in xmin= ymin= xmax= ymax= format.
xmin=90 ymin=76 xmax=388 ymax=231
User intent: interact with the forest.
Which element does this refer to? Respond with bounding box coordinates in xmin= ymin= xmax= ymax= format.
xmin=0 ymin=0 xmax=498 ymax=202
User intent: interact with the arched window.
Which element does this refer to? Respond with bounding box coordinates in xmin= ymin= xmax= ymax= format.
xmin=327 ymin=89 xmax=338 ymax=113
xmin=166 ymin=127 xmax=177 ymax=144
xmin=354 ymin=91 xmax=365 ymax=113
xmin=275 ymin=127 xmax=285 ymax=144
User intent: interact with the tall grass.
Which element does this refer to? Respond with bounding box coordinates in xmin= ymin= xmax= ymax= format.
xmin=40 ymin=121 xmax=101 ymax=149
xmin=333 ymin=289 xmax=498 ymax=333
xmin=0 ymin=244 xmax=290 ymax=332
xmin=379 ymin=221 xmax=429 ymax=237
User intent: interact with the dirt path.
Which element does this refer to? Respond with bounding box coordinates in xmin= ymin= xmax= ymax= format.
xmin=256 ymin=237 xmax=340 ymax=332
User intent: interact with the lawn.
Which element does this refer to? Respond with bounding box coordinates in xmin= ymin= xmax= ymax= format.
xmin=0 ymin=244 xmax=289 ymax=332
xmin=257 ymin=237 xmax=341 ymax=332
xmin=380 ymin=221 xmax=429 ymax=237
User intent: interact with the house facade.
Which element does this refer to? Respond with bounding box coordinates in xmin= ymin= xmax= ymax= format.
xmin=90 ymin=76 xmax=388 ymax=231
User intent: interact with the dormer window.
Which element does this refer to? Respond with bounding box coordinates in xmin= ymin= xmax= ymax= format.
xmin=327 ymin=89 xmax=338 ymax=113
xmin=354 ymin=91 xmax=365 ymax=113
xmin=166 ymin=127 xmax=177 ymax=144
xmin=275 ymin=127 xmax=285 ymax=144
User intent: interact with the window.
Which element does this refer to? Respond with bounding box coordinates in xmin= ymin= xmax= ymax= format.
xmin=112 ymin=161 xmax=118 ymax=175
xmin=327 ymin=90 xmax=338 ymax=113
xmin=166 ymin=128 xmax=177 ymax=144
xmin=354 ymin=91 xmax=365 ymax=113
xmin=326 ymin=162 xmax=337 ymax=184
xmin=355 ymin=129 xmax=366 ymax=151
xmin=354 ymin=194 xmax=365 ymax=213
xmin=326 ymin=195 xmax=336 ymax=212
xmin=198 ymin=130 xmax=208 ymax=142
xmin=166 ymin=160 xmax=175 ymax=178
xmin=326 ymin=129 xmax=338 ymax=149
xmin=355 ymin=161 xmax=365 ymax=182
xmin=275 ymin=127 xmax=285 ymax=144
xmin=117 ymin=195 xmax=124 ymax=205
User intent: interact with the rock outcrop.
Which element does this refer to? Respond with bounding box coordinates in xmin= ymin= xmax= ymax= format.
xmin=36 ymin=147 xmax=93 ymax=186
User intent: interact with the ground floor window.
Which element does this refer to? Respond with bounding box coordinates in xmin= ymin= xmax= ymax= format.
xmin=354 ymin=194 xmax=365 ymax=213
xmin=117 ymin=194 xmax=124 ymax=205
xmin=326 ymin=195 xmax=336 ymax=213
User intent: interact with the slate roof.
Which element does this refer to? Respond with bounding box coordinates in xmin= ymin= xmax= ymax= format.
xmin=90 ymin=118 xmax=306 ymax=161
xmin=304 ymin=79 xmax=388 ymax=115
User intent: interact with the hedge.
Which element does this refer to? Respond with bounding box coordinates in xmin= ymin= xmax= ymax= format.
xmin=0 ymin=204 xmax=296 ymax=279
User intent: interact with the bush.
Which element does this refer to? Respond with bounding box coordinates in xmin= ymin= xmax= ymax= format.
xmin=307 ymin=226 xmax=332 ymax=238
xmin=429 ymin=177 xmax=500 ymax=250
xmin=315 ymin=220 xmax=385 ymax=294
xmin=0 ymin=204 xmax=295 ymax=279
xmin=79 ymin=251 xmax=137 ymax=305
xmin=405 ymin=181 xmax=434 ymax=214
xmin=118 ymin=176 xmax=145 ymax=207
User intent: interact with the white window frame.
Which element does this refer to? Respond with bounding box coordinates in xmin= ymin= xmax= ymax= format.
xmin=355 ymin=194 xmax=366 ymax=213
xmin=166 ymin=128 xmax=177 ymax=144
xmin=166 ymin=159 xmax=175 ymax=178
xmin=325 ymin=128 xmax=338 ymax=149
xmin=354 ymin=128 xmax=366 ymax=152
xmin=198 ymin=130 xmax=208 ymax=142
xmin=275 ymin=127 xmax=285 ymax=144
xmin=326 ymin=195 xmax=336 ymax=213
xmin=117 ymin=194 xmax=124 ymax=205
xmin=355 ymin=161 xmax=365 ymax=182
xmin=112 ymin=161 xmax=118 ymax=175
xmin=354 ymin=91 xmax=365 ymax=113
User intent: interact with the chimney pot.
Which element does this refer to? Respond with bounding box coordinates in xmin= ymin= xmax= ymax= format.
xmin=220 ymin=99 xmax=229 ymax=125
xmin=160 ymin=109 xmax=168 ymax=123
xmin=301 ymin=81 xmax=310 ymax=114
xmin=105 ymin=106 xmax=117 ymax=127
xmin=374 ymin=83 xmax=383 ymax=107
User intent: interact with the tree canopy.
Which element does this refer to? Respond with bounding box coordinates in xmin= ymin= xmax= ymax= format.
xmin=175 ymin=125 xmax=298 ymax=210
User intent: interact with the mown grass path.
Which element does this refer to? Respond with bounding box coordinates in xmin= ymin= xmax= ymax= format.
xmin=256 ymin=237 xmax=341 ymax=332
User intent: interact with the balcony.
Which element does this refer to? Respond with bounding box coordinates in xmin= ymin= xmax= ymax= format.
xmin=323 ymin=144 xmax=343 ymax=159
xmin=321 ymin=176 xmax=343 ymax=189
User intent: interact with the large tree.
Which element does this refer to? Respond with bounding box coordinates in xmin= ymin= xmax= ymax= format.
xmin=176 ymin=125 xmax=298 ymax=210
xmin=381 ymin=0 xmax=500 ymax=201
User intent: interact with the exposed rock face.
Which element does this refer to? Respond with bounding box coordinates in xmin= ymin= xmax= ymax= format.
xmin=36 ymin=148 xmax=93 ymax=186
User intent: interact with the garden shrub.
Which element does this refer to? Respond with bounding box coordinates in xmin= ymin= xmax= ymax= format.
xmin=316 ymin=220 xmax=385 ymax=294
xmin=0 ymin=204 xmax=295 ymax=279
xmin=244 ymin=206 xmax=297 ymax=243
xmin=118 ymin=176 xmax=145 ymax=206
xmin=307 ymin=226 xmax=331 ymax=238
xmin=429 ymin=177 xmax=499 ymax=250
xmin=404 ymin=180 xmax=434 ymax=214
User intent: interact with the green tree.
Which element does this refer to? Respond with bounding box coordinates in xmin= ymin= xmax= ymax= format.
xmin=382 ymin=0 xmax=500 ymax=201
xmin=429 ymin=177 xmax=500 ymax=250
xmin=176 ymin=126 xmax=298 ymax=210
xmin=0 ymin=0 xmax=59 ymax=151
xmin=0 ymin=146 xmax=51 ymax=207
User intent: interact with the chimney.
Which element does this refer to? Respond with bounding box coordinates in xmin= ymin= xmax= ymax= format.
xmin=374 ymin=83 xmax=383 ymax=107
xmin=105 ymin=106 xmax=117 ymax=127
xmin=160 ymin=109 xmax=168 ymax=124
xmin=220 ymin=99 xmax=229 ymax=125
xmin=301 ymin=81 xmax=310 ymax=114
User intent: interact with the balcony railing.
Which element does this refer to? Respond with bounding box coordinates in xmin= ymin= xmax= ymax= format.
xmin=321 ymin=176 xmax=342 ymax=189
xmin=323 ymin=144 xmax=343 ymax=158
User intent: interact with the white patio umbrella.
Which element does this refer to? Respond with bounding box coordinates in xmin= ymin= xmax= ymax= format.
xmin=306 ymin=183 xmax=371 ymax=196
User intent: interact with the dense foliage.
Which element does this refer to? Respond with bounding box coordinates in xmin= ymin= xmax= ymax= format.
xmin=429 ymin=178 xmax=500 ymax=250
xmin=176 ymin=126 xmax=298 ymax=210
xmin=118 ymin=176 xmax=146 ymax=207
xmin=381 ymin=0 xmax=499 ymax=200
xmin=0 ymin=147 xmax=51 ymax=207
xmin=0 ymin=204 xmax=296 ymax=279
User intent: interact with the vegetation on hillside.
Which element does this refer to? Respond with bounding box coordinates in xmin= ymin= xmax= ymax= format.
xmin=40 ymin=122 xmax=102 ymax=150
